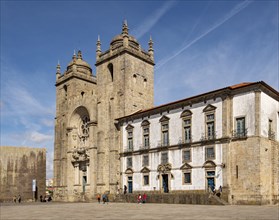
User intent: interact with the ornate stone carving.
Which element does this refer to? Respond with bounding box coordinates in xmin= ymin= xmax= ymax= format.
xmin=157 ymin=163 xmax=172 ymax=174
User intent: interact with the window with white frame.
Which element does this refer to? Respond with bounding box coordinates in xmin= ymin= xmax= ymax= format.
xmin=236 ymin=117 xmax=245 ymax=137
xmin=205 ymin=146 xmax=215 ymax=160
xmin=142 ymin=155 xmax=149 ymax=167
xmin=183 ymin=119 xmax=191 ymax=143
xmin=159 ymin=116 xmax=170 ymax=147
xmin=162 ymin=123 xmax=169 ymax=146
xmin=143 ymin=127 xmax=150 ymax=147
xmin=127 ymin=157 xmax=133 ymax=168
xmin=182 ymin=149 xmax=191 ymax=162
xmin=183 ymin=171 xmax=191 ymax=184
xmin=143 ymin=174 xmax=149 ymax=185
xmin=203 ymin=105 xmax=216 ymax=140
xmin=141 ymin=120 xmax=150 ymax=149
xmin=161 ymin=152 xmax=168 ymax=164
xmin=206 ymin=114 xmax=215 ymax=139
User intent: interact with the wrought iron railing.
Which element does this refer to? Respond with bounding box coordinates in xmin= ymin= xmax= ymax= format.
xmin=124 ymin=146 xmax=133 ymax=152
xmin=178 ymin=137 xmax=192 ymax=145
xmin=232 ymin=128 xmax=248 ymax=139
xmin=139 ymin=144 xmax=150 ymax=150
xmin=200 ymin=132 xmax=217 ymax=141
xmin=268 ymin=130 xmax=275 ymax=140
xmin=157 ymin=140 xmax=169 ymax=147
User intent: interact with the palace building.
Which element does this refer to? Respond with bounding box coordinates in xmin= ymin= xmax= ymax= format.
xmin=53 ymin=22 xmax=279 ymax=205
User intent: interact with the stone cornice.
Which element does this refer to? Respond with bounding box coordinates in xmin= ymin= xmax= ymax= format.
xmin=95 ymin=47 xmax=155 ymax=66
xmin=56 ymin=72 xmax=96 ymax=87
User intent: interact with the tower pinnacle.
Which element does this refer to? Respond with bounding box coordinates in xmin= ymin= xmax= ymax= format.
xmin=148 ymin=35 xmax=154 ymax=60
xmin=122 ymin=19 xmax=129 ymax=35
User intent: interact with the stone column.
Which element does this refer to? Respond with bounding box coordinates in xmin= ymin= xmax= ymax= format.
xmin=86 ymin=162 xmax=90 ymax=185
xmin=74 ymin=163 xmax=79 ymax=185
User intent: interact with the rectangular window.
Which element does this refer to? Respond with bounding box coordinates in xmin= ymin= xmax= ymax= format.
xmin=184 ymin=172 xmax=191 ymax=184
xmin=183 ymin=118 xmax=192 ymax=143
xmin=161 ymin=123 xmax=169 ymax=146
xmin=127 ymin=131 xmax=133 ymax=150
xmin=143 ymin=175 xmax=149 ymax=185
xmin=207 ymin=122 xmax=215 ymax=139
xmin=143 ymin=128 xmax=150 ymax=147
xmin=183 ymin=149 xmax=191 ymax=162
xmin=142 ymin=155 xmax=149 ymax=166
xmin=127 ymin=157 xmax=133 ymax=168
xmin=206 ymin=114 xmax=215 ymax=139
xmin=205 ymin=147 xmax=215 ymax=160
xmin=236 ymin=117 xmax=245 ymax=136
xmin=161 ymin=152 xmax=168 ymax=164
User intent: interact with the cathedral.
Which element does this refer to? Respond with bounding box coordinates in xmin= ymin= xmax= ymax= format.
xmin=53 ymin=22 xmax=279 ymax=205
xmin=54 ymin=21 xmax=154 ymax=201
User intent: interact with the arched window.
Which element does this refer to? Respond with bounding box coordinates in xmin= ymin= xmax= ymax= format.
xmin=107 ymin=63 xmax=113 ymax=81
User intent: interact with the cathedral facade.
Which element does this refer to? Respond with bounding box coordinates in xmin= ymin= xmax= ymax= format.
xmin=53 ymin=22 xmax=154 ymax=201
xmin=54 ymin=22 xmax=279 ymax=204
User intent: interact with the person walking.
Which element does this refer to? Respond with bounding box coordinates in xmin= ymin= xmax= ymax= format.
xmin=13 ymin=196 xmax=17 ymax=203
xmin=97 ymin=194 xmax=101 ymax=204
xmin=17 ymin=194 xmax=21 ymax=203
xmin=142 ymin=193 xmax=147 ymax=203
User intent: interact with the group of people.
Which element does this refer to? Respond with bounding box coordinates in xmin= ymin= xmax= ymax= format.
xmin=97 ymin=193 xmax=109 ymax=204
xmin=137 ymin=193 xmax=147 ymax=204
xmin=40 ymin=195 xmax=52 ymax=202
xmin=13 ymin=194 xmax=21 ymax=203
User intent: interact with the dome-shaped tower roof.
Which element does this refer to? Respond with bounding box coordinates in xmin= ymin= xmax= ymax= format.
xmin=110 ymin=20 xmax=140 ymax=49
xmin=66 ymin=50 xmax=92 ymax=75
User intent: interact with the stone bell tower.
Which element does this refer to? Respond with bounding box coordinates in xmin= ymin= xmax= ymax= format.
xmin=95 ymin=21 xmax=155 ymax=194
xmin=54 ymin=50 xmax=98 ymax=201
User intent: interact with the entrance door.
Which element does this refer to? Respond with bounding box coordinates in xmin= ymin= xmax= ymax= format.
xmin=82 ymin=176 xmax=87 ymax=193
xmin=206 ymin=171 xmax=215 ymax=192
xmin=128 ymin=176 xmax=133 ymax=193
xmin=162 ymin=174 xmax=169 ymax=193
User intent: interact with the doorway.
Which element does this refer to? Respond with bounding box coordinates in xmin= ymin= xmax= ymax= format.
xmin=82 ymin=176 xmax=87 ymax=193
xmin=206 ymin=171 xmax=215 ymax=192
xmin=162 ymin=174 xmax=169 ymax=193
xmin=128 ymin=176 xmax=133 ymax=193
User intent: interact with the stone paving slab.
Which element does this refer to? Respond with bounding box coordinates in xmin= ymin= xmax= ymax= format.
xmin=0 ymin=202 xmax=278 ymax=220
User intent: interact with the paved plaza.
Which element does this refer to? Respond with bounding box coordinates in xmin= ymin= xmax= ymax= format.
xmin=0 ymin=202 xmax=278 ymax=220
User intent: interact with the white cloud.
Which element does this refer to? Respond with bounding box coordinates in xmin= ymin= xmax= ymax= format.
xmin=29 ymin=131 xmax=53 ymax=143
xmin=131 ymin=1 xmax=176 ymax=39
xmin=156 ymin=0 xmax=253 ymax=70
xmin=41 ymin=118 xmax=54 ymax=127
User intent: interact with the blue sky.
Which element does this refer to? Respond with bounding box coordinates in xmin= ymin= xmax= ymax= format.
xmin=1 ymin=0 xmax=278 ymax=178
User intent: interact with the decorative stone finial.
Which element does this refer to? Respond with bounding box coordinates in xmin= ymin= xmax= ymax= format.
xmin=148 ymin=35 xmax=154 ymax=60
xmin=96 ymin=35 xmax=101 ymax=52
xmin=56 ymin=60 xmax=61 ymax=73
xmin=72 ymin=50 xmax=77 ymax=61
xmin=122 ymin=19 xmax=129 ymax=35
xmin=77 ymin=50 xmax=82 ymax=59
xmin=96 ymin=35 xmax=102 ymax=60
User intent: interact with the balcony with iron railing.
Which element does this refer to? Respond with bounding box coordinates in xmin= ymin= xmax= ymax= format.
xmin=200 ymin=132 xmax=217 ymax=142
xmin=139 ymin=144 xmax=150 ymax=151
xmin=178 ymin=137 xmax=192 ymax=145
xmin=157 ymin=140 xmax=169 ymax=148
xmin=124 ymin=145 xmax=134 ymax=153
xmin=268 ymin=130 xmax=275 ymax=140
xmin=232 ymin=128 xmax=248 ymax=139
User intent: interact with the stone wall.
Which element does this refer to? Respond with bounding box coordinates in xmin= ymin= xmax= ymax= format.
xmin=0 ymin=146 xmax=46 ymax=202
xmin=114 ymin=192 xmax=227 ymax=205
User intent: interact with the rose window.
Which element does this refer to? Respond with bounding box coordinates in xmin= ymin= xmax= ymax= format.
xmin=81 ymin=116 xmax=90 ymax=137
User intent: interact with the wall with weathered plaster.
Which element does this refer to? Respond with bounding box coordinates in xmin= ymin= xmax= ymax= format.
xmin=0 ymin=146 xmax=46 ymax=202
